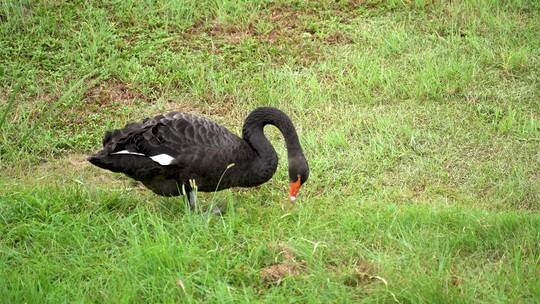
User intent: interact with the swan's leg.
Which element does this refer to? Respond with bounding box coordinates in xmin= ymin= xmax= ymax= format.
xmin=209 ymin=204 xmax=226 ymax=216
xmin=187 ymin=190 xmax=197 ymax=211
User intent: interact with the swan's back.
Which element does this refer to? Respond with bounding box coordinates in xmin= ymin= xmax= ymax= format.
xmin=102 ymin=112 xmax=239 ymax=154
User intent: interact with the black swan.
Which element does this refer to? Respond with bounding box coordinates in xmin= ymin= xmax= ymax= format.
xmin=87 ymin=107 xmax=309 ymax=210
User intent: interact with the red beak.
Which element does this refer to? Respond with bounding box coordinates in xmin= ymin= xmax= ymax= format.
xmin=289 ymin=177 xmax=301 ymax=202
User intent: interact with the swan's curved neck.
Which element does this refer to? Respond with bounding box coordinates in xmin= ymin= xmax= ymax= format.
xmin=242 ymin=107 xmax=303 ymax=174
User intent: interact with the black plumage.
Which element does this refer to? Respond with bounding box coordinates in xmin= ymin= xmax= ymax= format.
xmin=88 ymin=107 xmax=309 ymax=209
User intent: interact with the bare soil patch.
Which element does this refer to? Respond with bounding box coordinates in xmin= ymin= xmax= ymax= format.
xmin=259 ymin=243 xmax=306 ymax=285
xmin=342 ymin=259 xmax=379 ymax=287
xmin=180 ymin=3 xmax=355 ymax=64
xmin=84 ymin=80 xmax=147 ymax=107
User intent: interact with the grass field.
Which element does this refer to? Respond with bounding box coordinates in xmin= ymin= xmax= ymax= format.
xmin=1 ymin=0 xmax=539 ymax=302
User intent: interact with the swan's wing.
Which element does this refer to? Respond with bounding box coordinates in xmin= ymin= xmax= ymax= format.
xmin=101 ymin=112 xmax=240 ymax=166
xmin=153 ymin=112 xmax=239 ymax=147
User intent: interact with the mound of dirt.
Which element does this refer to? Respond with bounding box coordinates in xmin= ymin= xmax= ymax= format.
xmin=259 ymin=243 xmax=306 ymax=285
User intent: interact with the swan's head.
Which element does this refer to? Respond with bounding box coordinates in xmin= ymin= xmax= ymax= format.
xmin=288 ymin=155 xmax=309 ymax=202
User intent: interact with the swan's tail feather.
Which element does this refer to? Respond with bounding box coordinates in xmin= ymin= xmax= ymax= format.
xmin=87 ymin=152 xmax=161 ymax=178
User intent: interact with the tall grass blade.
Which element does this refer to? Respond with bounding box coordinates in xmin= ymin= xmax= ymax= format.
xmin=19 ymin=71 xmax=97 ymax=145
xmin=0 ymin=82 xmax=21 ymax=132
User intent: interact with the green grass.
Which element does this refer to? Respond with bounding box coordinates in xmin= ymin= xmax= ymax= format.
xmin=1 ymin=0 xmax=539 ymax=302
